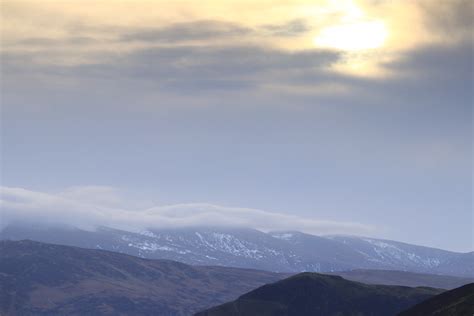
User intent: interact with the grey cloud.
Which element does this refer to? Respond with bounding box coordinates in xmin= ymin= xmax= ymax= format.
xmin=120 ymin=19 xmax=310 ymax=43
xmin=1 ymin=44 xmax=340 ymax=93
xmin=260 ymin=19 xmax=310 ymax=37
xmin=383 ymin=42 xmax=473 ymax=79
xmin=418 ymin=0 xmax=473 ymax=38
xmin=114 ymin=41 xmax=337 ymax=77
xmin=111 ymin=45 xmax=339 ymax=90
xmin=4 ymin=18 xmax=311 ymax=52
xmin=374 ymin=41 xmax=473 ymax=107
xmin=278 ymin=39 xmax=473 ymax=107
xmin=9 ymin=36 xmax=98 ymax=47
xmin=120 ymin=20 xmax=252 ymax=43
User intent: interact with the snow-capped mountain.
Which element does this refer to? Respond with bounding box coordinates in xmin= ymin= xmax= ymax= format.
xmin=1 ymin=225 xmax=472 ymax=277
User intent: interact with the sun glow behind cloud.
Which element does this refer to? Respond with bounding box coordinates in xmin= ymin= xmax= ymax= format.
xmin=306 ymin=0 xmax=390 ymax=76
xmin=0 ymin=0 xmax=469 ymax=78
xmin=311 ymin=0 xmax=388 ymax=51
xmin=314 ymin=20 xmax=387 ymax=51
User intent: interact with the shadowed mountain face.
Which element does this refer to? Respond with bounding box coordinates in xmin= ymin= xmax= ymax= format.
xmin=0 ymin=240 xmax=288 ymax=316
xmin=398 ymin=283 xmax=474 ymax=316
xmin=2 ymin=225 xmax=473 ymax=277
xmin=195 ymin=273 xmax=443 ymax=316
xmin=327 ymin=269 xmax=474 ymax=290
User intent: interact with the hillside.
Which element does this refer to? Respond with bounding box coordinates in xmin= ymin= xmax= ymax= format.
xmin=398 ymin=283 xmax=474 ymax=316
xmin=195 ymin=272 xmax=442 ymax=316
xmin=0 ymin=240 xmax=287 ymax=315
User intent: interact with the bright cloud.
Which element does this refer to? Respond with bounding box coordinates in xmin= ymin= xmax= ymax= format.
xmin=0 ymin=186 xmax=374 ymax=235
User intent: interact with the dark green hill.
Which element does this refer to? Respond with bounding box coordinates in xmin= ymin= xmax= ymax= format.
xmin=0 ymin=240 xmax=287 ymax=315
xmin=398 ymin=283 xmax=474 ymax=316
xmin=195 ymin=272 xmax=442 ymax=316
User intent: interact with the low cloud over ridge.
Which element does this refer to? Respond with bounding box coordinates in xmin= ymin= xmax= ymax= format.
xmin=0 ymin=186 xmax=373 ymax=235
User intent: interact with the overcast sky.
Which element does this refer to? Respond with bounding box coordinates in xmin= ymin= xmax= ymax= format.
xmin=1 ymin=0 xmax=472 ymax=252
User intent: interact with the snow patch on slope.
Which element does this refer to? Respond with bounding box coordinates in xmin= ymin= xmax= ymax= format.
xmin=362 ymin=238 xmax=442 ymax=268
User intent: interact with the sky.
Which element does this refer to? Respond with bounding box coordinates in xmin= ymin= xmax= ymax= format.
xmin=0 ymin=0 xmax=472 ymax=252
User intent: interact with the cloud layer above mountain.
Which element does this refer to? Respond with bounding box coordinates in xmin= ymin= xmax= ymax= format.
xmin=0 ymin=186 xmax=373 ymax=235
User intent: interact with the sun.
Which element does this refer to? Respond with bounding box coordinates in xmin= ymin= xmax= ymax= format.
xmin=309 ymin=0 xmax=390 ymax=76
xmin=313 ymin=19 xmax=388 ymax=51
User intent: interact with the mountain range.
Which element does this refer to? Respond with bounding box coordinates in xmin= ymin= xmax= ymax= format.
xmin=5 ymin=240 xmax=471 ymax=316
xmin=2 ymin=225 xmax=472 ymax=277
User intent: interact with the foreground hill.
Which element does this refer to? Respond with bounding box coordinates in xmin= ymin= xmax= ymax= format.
xmin=2 ymin=225 xmax=472 ymax=277
xmin=0 ymin=240 xmax=287 ymax=315
xmin=195 ymin=273 xmax=442 ymax=316
xmin=398 ymin=283 xmax=474 ymax=316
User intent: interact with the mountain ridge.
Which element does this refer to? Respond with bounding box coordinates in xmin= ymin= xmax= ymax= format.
xmin=4 ymin=240 xmax=464 ymax=316
xmin=2 ymin=225 xmax=472 ymax=277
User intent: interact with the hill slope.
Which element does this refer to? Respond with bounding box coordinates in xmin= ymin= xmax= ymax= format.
xmin=195 ymin=272 xmax=442 ymax=316
xmin=0 ymin=240 xmax=287 ymax=316
xmin=398 ymin=283 xmax=474 ymax=316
